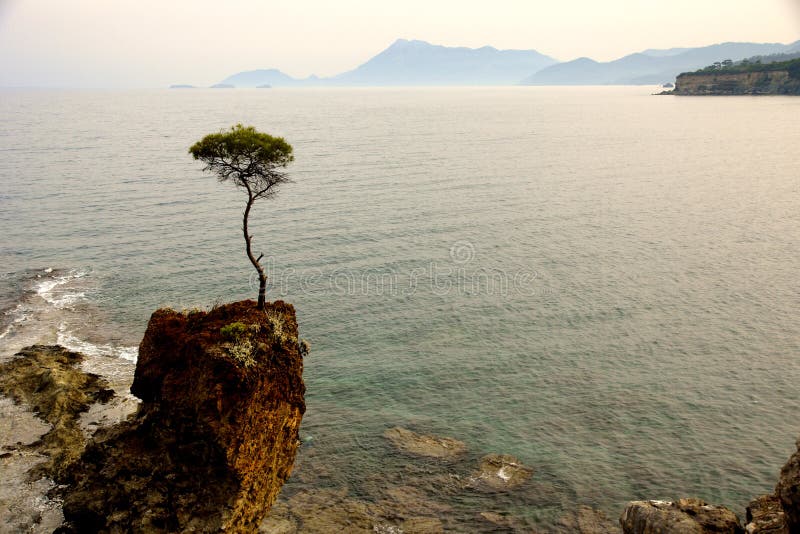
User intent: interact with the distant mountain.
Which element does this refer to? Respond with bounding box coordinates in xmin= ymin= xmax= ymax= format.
xmin=219 ymin=39 xmax=556 ymax=87
xmin=329 ymin=39 xmax=556 ymax=86
xmin=522 ymin=41 xmax=800 ymax=85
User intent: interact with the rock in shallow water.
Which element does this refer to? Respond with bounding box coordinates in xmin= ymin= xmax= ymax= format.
xmin=555 ymin=505 xmax=621 ymax=533
xmin=384 ymin=426 xmax=467 ymax=459
xmin=619 ymin=498 xmax=743 ymax=534
xmin=471 ymin=453 xmax=534 ymax=491
xmin=55 ymin=300 xmax=306 ymax=533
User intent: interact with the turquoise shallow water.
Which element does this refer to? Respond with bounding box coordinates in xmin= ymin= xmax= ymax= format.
xmin=1 ymin=87 xmax=799 ymax=527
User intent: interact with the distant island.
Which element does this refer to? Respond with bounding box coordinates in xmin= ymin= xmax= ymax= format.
xmin=169 ymin=84 xmax=196 ymax=89
xmin=667 ymin=55 xmax=800 ymax=95
xmin=210 ymin=83 xmax=235 ymax=89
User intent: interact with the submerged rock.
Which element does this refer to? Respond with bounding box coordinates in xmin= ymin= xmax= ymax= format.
xmin=619 ymin=499 xmax=743 ymax=534
xmin=478 ymin=510 xmax=533 ymax=531
xmin=555 ymin=506 xmax=621 ymax=533
xmin=745 ymin=494 xmax=786 ymax=533
xmin=384 ymin=427 xmax=467 ymax=459
xmin=56 ymin=300 xmax=306 ymax=533
xmin=264 ymin=487 xmax=446 ymax=534
xmin=470 ymin=453 xmax=534 ymax=491
xmin=776 ymin=438 xmax=800 ymax=532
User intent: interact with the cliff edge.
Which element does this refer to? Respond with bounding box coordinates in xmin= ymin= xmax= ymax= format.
xmin=55 ymin=300 xmax=306 ymax=533
xmin=670 ymin=58 xmax=800 ymax=95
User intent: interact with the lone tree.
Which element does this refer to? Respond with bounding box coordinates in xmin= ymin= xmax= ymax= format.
xmin=189 ymin=124 xmax=294 ymax=309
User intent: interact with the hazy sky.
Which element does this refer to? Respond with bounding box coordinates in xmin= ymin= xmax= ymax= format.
xmin=1 ymin=0 xmax=798 ymax=87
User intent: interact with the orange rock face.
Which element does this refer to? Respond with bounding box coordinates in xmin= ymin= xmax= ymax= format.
xmin=58 ymin=300 xmax=305 ymax=533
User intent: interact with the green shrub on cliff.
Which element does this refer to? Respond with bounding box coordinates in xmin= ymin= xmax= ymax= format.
xmin=220 ymin=322 xmax=258 ymax=367
xmin=220 ymin=322 xmax=249 ymax=341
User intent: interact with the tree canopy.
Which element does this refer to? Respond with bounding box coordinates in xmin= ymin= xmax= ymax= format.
xmin=189 ymin=124 xmax=294 ymax=198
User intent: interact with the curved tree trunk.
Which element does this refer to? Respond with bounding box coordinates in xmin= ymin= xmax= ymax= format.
xmin=242 ymin=195 xmax=267 ymax=309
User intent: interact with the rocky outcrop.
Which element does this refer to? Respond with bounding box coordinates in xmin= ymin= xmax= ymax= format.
xmin=0 ymin=345 xmax=115 ymax=480
xmin=56 ymin=300 xmax=306 ymax=533
xmin=619 ymin=499 xmax=743 ymax=534
xmin=745 ymin=494 xmax=786 ymax=533
xmin=776 ymin=438 xmax=800 ymax=532
xmin=384 ymin=427 xmax=467 ymax=459
xmin=672 ymin=70 xmax=800 ymax=95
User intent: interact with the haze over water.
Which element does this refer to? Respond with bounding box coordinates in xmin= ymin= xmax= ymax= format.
xmin=1 ymin=87 xmax=799 ymax=528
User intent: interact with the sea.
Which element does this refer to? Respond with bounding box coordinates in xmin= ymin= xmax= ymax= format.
xmin=1 ymin=86 xmax=799 ymax=530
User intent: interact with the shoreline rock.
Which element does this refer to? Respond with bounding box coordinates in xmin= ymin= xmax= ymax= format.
xmin=56 ymin=300 xmax=306 ymax=533
xmin=620 ymin=499 xmax=743 ymax=534
xmin=0 ymin=345 xmax=115 ymax=480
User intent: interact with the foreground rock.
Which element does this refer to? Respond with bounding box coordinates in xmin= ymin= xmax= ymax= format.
xmin=384 ymin=427 xmax=467 ymax=459
xmin=620 ymin=499 xmax=743 ymax=534
xmin=776 ymin=438 xmax=800 ymax=532
xmin=0 ymin=345 xmax=115 ymax=480
xmin=56 ymin=300 xmax=306 ymax=533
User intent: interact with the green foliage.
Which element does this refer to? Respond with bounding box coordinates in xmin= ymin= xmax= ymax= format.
xmin=220 ymin=322 xmax=259 ymax=367
xmin=788 ymin=61 xmax=800 ymax=80
xmin=189 ymin=125 xmax=293 ymax=184
xmin=219 ymin=318 xmax=308 ymax=366
xmin=220 ymin=322 xmax=249 ymax=341
xmin=690 ymin=57 xmax=800 ymax=77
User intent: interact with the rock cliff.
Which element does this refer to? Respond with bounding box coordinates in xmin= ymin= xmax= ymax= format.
xmin=672 ymin=70 xmax=800 ymax=95
xmin=55 ymin=300 xmax=306 ymax=533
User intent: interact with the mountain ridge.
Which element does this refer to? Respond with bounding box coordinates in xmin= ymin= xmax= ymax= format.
xmin=219 ymin=38 xmax=557 ymax=87
xmin=214 ymin=38 xmax=800 ymax=88
xmin=522 ymin=41 xmax=800 ymax=85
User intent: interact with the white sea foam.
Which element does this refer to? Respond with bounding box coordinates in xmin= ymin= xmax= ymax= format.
xmin=496 ymin=466 xmax=511 ymax=482
xmin=57 ymin=325 xmax=138 ymax=363
xmin=35 ymin=269 xmax=88 ymax=309
xmin=0 ymin=303 xmax=33 ymax=340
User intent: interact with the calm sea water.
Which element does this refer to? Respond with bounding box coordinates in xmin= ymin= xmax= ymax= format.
xmin=1 ymin=87 xmax=799 ymax=529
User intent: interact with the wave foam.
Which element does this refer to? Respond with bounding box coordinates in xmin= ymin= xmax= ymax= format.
xmin=57 ymin=326 xmax=138 ymax=363
xmin=35 ymin=269 xmax=88 ymax=309
xmin=0 ymin=303 xmax=33 ymax=340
